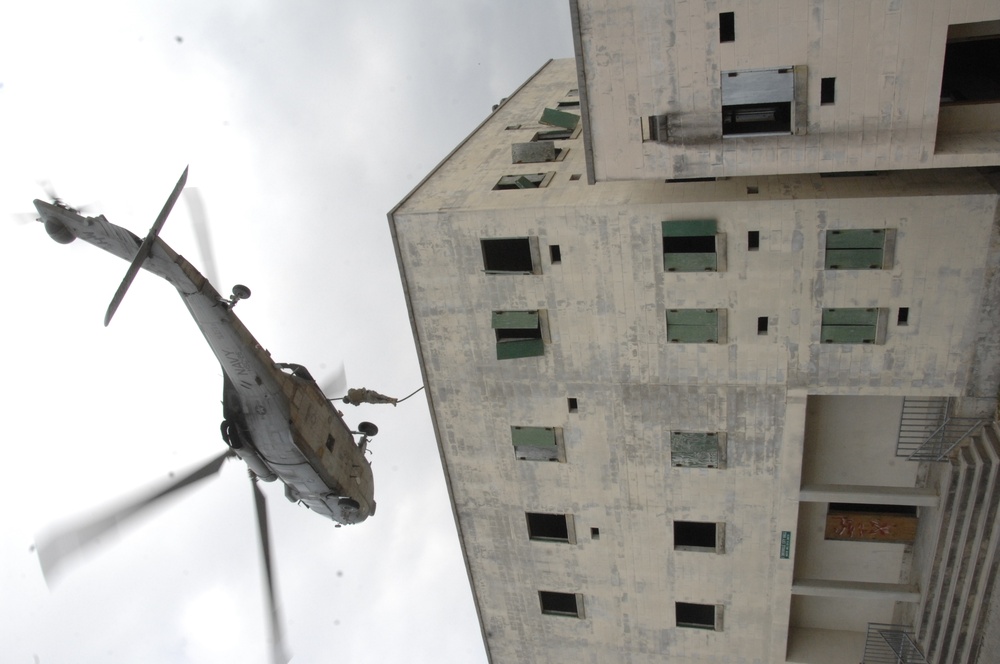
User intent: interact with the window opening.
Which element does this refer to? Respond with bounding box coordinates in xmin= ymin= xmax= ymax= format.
xmin=676 ymin=602 xmax=717 ymax=629
xmin=493 ymin=310 xmax=544 ymax=359
xmin=666 ymin=309 xmax=721 ymax=343
xmin=821 ymin=77 xmax=836 ymax=104
xmin=567 ymin=397 xmax=578 ymax=413
xmin=511 ymin=426 xmax=564 ymax=462
xmin=671 ymin=431 xmax=725 ymax=468
xmin=591 ymin=527 xmax=600 ymax=540
xmin=821 ymin=308 xmax=882 ymax=344
xmin=526 ymin=513 xmax=571 ymax=542
xmin=482 ymin=238 xmax=535 ymax=273
xmin=674 ymin=521 xmax=718 ymax=549
xmin=539 ymin=591 xmax=582 ymax=617
xmin=549 ymin=245 xmax=562 ymax=263
xmin=722 ymin=68 xmax=795 ymax=135
xmin=662 ymin=219 xmax=720 ymax=272
xmin=494 ymin=173 xmax=547 ymax=190
xmin=897 ymin=307 xmax=909 ymax=325
xmin=748 ymin=230 xmax=760 ymax=250
xmin=719 ymin=12 xmax=735 ymax=42
xmin=757 ymin=316 xmax=769 ymax=335
xmin=941 ymin=35 xmax=1000 ymax=104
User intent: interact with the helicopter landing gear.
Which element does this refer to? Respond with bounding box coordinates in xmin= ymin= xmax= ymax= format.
xmin=225 ymin=284 xmax=251 ymax=309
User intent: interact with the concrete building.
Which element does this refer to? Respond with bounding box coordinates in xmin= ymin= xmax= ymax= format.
xmin=390 ymin=3 xmax=1000 ymax=663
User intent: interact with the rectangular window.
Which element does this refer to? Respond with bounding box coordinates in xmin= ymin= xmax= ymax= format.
xmin=493 ymin=310 xmax=545 ymax=359
xmin=526 ymin=512 xmax=575 ymax=543
xmin=722 ymin=68 xmax=796 ymax=136
xmin=662 ymin=220 xmax=724 ymax=272
xmin=821 ymin=77 xmax=836 ymax=104
xmin=825 ymin=504 xmax=917 ymax=543
xmin=748 ymin=230 xmax=760 ymax=250
xmin=824 ymin=229 xmax=894 ymax=269
xmin=897 ymin=307 xmax=909 ymax=325
xmin=666 ymin=309 xmax=724 ymax=344
xmin=539 ymin=591 xmax=584 ymax=618
xmin=757 ymin=316 xmax=769 ymax=335
xmin=549 ymin=245 xmax=562 ymax=264
xmin=671 ymin=431 xmax=726 ymax=468
xmin=493 ymin=173 xmax=553 ymax=190
xmin=674 ymin=521 xmax=725 ymax=553
xmin=567 ymin=397 xmax=578 ymax=413
xmin=532 ymin=128 xmax=575 ymax=141
xmin=941 ymin=33 xmax=1000 ymax=104
xmin=676 ymin=602 xmax=721 ymax=630
xmin=511 ymin=426 xmax=565 ymax=462
xmin=643 ymin=114 xmax=669 ymax=142
xmin=821 ymin=308 xmax=885 ymax=344
xmin=481 ymin=237 xmax=540 ymax=274
xmin=591 ymin=527 xmax=600 ymax=540
xmin=719 ymin=12 xmax=735 ymax=42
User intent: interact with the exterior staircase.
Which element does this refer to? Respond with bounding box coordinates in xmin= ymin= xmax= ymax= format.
xmin=915 ymin=421 xmax=1000 ymax=664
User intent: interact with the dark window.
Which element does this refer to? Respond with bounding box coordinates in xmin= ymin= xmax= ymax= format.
xmin=821 ymin=77 xmax=836 ymax=104
xmin=567 ymin=397 xmax=578 ymax=413
xmin=591 ymin=527 xmax=600 ymax=540
xmin=539 ymin=591 xmax=582 ymax=617
xmin=676 ymin=602 xmax=717 ymax=629
xmin=757 ymin=316 xmax=769 ymax=335
xmin=674 ymin=521 xmax=717 ymax=549
xmin=830 ymin=503 xmax=917 ymax=516
xmin=941 ymin=36 xmax=1000 ymax=104
xmin=570 ymin=173 xmax=582 ymax=181
xmin=746 ymin=185 xmax=759 ymax=194
xmin=897 ymin=307 xmax=909 ymax=325
xmin=526 ymin=513 xmax=571 ymax=542
xmin=748 ymin=230 xmax=760 ymax=250
xmin=723 ymin=102 xmax=791 ymax=135
xmin=482 ymin=238 xmax=533 ymax=272
xmin=549 ymin=245 xmax=562 ymax=263
xmin=494 ymin=173 xmax=547 ymax=190
xmin=719 ymin=12 xmax=735 ymax=42
xmin=533 ymin=129 xmax=574 ymax=141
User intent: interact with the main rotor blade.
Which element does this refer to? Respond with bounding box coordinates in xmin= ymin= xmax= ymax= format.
xmin=251 ymin=480 xmax=290 ymax=664
xmin=35 ymin=449 xmax=232 ymax=582
xmin=182 ymin=187 xmax=220 ymax=288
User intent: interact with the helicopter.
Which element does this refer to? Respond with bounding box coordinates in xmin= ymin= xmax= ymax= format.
xmin=31 ymin=167 xmax=378 ymax=664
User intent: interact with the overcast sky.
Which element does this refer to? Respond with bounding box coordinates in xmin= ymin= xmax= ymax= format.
xmin=0 ymin=2 xmax=575 ymax=662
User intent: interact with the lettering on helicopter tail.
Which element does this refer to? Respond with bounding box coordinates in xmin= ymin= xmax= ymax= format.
xmin=223 ymin=348 xmax=252 ymax=377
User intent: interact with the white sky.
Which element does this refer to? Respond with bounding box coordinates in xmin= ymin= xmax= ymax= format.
xmin=0 ymin=2 xmax=574 ymax=662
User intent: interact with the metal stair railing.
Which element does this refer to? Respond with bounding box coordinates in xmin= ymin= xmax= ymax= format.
xmin=862 ymin=623 xmax=928 ymax=664
xmin=897 ymin=397 xmax=986 ymax=461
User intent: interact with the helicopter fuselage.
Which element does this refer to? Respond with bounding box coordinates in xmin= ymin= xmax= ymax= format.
xmin=32 ymin=199 xmax=375 ymax=525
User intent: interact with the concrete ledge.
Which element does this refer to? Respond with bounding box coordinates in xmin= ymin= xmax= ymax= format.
xmin=800 ymin=484 xmax=940 ymax=506
xmin=792 ymin=579 xmax=921 ymax=602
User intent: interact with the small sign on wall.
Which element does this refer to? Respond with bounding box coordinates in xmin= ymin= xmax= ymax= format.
xmin=779 ymin=531 xmax=791 ymax=559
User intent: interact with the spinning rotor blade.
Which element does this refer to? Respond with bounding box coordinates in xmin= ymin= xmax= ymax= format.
xmin=35 ymin=449 xmax=233 ymax=582
xmin=320 ymin=361 xmax=348 ymax=399
xmin=251 ymin=479 xmax=290 ymax=664
xmin=182 ymin=187 xmax=221 ymax=288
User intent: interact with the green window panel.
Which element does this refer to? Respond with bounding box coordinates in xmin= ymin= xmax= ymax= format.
xmin=540 ymin=107 xmax=580 ymax=131
xmin=664 ymin=252 xmax=717 ymax=271
xmin=662 ymin=220 xmax=717 ymax=237
xmin=493 ymin=310 xmax=538 ymax=329
xmin=825 ymin=229 xmax=887 ymax=269
xmin=512 ymin=426 xmax=561 ymax=461
xmin=497 ymin=338 xmax=544 ymax=359
xmin=493 ymin=310 xmax=544 ymax=359
xmin=667 ymin=309 xmax=719 ymax=343
xmin=821 ymin=308 xmax=879 ymax=343
xmin=663 ymin=220 xmax=719 ymax=272
xmin=671 ymin=432 xmax=722 ymax=468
